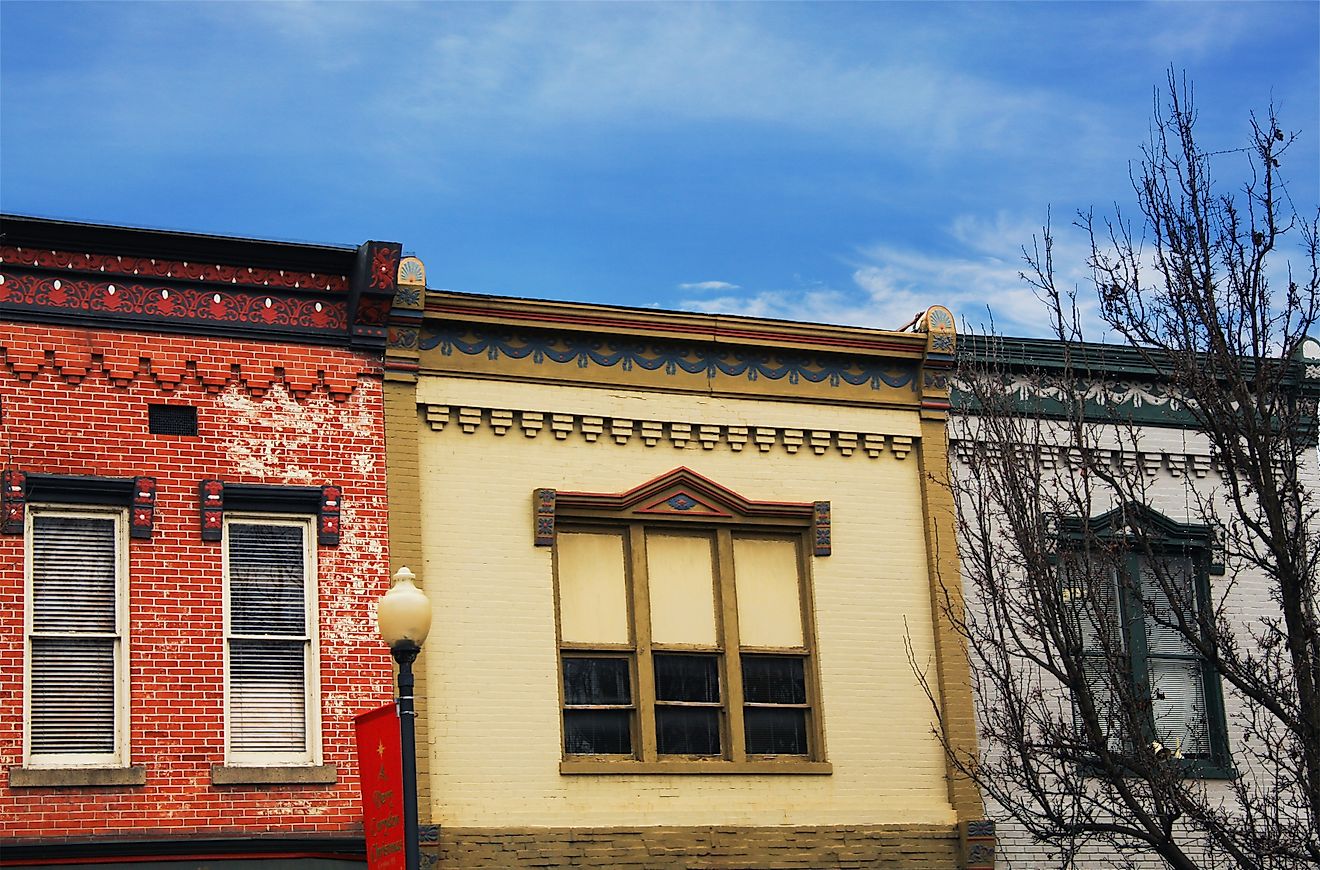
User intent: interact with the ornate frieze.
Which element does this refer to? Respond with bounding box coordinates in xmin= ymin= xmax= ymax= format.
xmin=417 ymin=324 xmax=921 ymax=404
xmin=423 ymin=403 xmax=913 ymax=460
xmin=0 ymin=271 xmax=348 ymax=331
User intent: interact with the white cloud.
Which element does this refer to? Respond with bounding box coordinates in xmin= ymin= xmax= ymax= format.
xmin=678 ymin=280 xmax=740 ymax=291
xmin=675 ymin=213 xmax=1107 ymax=338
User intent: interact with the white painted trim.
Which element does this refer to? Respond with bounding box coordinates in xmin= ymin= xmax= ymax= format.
xmin=23 ymin=504 xmax=130 ymax=769
xmin=221 ymin=513 xmax=321 ymax=767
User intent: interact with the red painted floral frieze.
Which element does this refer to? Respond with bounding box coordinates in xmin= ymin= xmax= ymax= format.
xmin=0 ymin=245 xmax=348 ymax=293
xmin=0 ymin=272 xmax=347 ymax=331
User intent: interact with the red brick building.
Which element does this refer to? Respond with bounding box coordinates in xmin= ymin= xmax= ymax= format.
xmin=0 ymin=216 xmax=399 ymax=867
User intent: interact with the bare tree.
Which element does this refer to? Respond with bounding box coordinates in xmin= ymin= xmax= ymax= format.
xmin=932 ymin=73 xmax=1320 ymax=869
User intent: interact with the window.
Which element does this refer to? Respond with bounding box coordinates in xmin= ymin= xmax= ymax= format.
xmin=25 ymin=507 xmax=128 ymax=768
xmin=223 ymin=515 xmax=319 ymax=766
xmin=554 ymin=519 xmax=827 ymax=772
xmin=1062 ymin=508 xmax=1231 ymax=775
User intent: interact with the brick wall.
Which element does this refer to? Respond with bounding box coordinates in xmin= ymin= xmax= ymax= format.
xmin=0 ymin=322 xmax=392 ymax=841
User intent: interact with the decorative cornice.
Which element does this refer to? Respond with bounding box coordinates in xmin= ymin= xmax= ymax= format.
xmin=424 ymin=291 xmax=930 ymax=359
xmin=0 ymin=244 xmax=349 ymax=291
xmin=0 ymin=216 xmax=401 ymax=351
xmin=423 ymin=403 xmax=914 ymax=460
xmin=1 ymin=323 xmax=373 ymax=400
xmin=949 ymin=438 xmax=1222 ymax=480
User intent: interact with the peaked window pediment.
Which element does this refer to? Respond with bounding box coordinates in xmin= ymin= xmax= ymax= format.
xmin=533 ymin=468 xmax=830 ymax=556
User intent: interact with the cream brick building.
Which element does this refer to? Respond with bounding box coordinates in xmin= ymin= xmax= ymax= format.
xmin=382 ymin=259 xmax=991 ymax=867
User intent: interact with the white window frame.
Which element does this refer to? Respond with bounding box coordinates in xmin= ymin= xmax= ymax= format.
xmin=23 ymin=504 xmax=130 ymax=769
xmin=221 ymin=513 xmax=321 ymax=767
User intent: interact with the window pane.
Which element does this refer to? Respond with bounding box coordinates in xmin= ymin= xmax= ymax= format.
xmin=1079 ymin=656 xmax=1126 ymax=752
xmin=229 ymin=638 xmax=306 ymax=752
xmin=745 ymin=708 xmax=808 ymax=755
xmin=733 ymin=536 xmax=804 ymax=647
xmin=654 ymin=654 xmax=720 ymax=703
xmin=742 ymin=655 xmax=806 ymax=704
xmin=1062 ymin=554 xmax=1122 ymax=654
xmin=32 ymin=516 xmax=117 ymax=633
xmin=1141 ymin=556 xmax=1199 ymax=657
xmin=646 ymin=533 xmax=718 ymax=645
xmin=656 ymin=707 xmax=721 ymax=755
xmin=564 ymin=710 xmax=632 ymax=755
xmin=557 ymin=531 xmax=630 ymax=644
xmin=1149 ymin=657 xmax=1210 ymax=756
xmin=563 ymin=658 xmax=631 ymax=706
xmin=30 ymin=637 xmax=115 ymax=754
xmin=229 ymin=523 xmax=306 ymax=635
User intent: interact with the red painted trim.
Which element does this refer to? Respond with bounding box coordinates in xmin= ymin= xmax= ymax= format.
xmin=1 ymin=853 xmax=363 ymax=867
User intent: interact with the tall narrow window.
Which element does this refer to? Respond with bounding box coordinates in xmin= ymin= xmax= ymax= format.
xmin=1061 ymin=507 xmax=1231 ymax=775
xmin=224 ymin=516 xmax=317 ymax=765
xmin=26 ymin=508 xmax=127 ymax=767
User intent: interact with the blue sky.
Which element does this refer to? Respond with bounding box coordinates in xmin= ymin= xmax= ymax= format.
xmin=2 ymin=1 xmax=1317 ymax=336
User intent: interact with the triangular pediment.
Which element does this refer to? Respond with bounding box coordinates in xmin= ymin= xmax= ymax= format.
xmin=553 ymin=467 xmax=814 ymax=521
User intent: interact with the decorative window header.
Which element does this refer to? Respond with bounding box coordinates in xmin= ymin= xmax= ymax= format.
xmin=198 ymin=480 xmax=342 ymax=546
xmin=2 ymin=471 xmax=156 ymax=538
xmin=534 ymin=467 xmax=830 ymax=556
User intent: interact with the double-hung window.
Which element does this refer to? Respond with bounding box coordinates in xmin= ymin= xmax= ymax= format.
xmin=1063 ymin=507 xmax=1232 ymax=775
xmin=223 ymin=515 xmax=319 ymax=766
xmin=549 ymin=472 xmax=829 ymax=773
xmin=25 ymin=506 xmax=128 ymax=768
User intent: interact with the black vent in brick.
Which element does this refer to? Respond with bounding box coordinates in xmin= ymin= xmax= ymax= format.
xmin=148 ymin=404 xmax=198 ymax=436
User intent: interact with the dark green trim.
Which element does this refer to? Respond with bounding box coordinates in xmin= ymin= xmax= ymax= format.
xmin=955 ymin=334 xmax=1319 ymax=443
xmin=1065 ymin=506 xmax=1234 ymax=775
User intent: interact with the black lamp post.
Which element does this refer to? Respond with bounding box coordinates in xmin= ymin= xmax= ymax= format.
xmin=376 ymin=566 xmax=431 ymax=870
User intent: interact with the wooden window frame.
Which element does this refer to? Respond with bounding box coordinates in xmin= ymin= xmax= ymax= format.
xmin=554 ymin=512 xmax=830 ymax=775
xmin=23 ymin=504 xmax=130 ymax=770
xmin=221 ymin=513 xmax=322 ymax=768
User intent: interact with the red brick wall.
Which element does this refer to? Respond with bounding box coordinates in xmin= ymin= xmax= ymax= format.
xmin=0 ymin=322 xmax=392 ymax=840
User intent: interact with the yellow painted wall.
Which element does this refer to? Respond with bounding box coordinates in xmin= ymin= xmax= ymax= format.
xmin=414 ymin=374 xmax=954 ymax=828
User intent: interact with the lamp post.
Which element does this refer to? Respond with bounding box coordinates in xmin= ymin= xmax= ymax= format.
xmin=376 ymin=566 xmax=431 ymax=870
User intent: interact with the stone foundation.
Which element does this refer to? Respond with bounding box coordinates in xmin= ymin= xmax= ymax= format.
xmin=428 ymin=824 xmax=961 ymax=868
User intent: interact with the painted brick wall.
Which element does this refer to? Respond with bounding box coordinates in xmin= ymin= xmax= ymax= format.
xmin=949 ymin=416 xmax=1316 ymax=868
xmin=409 ymin=375 xmax=956 ymax=831
xmin=0 ymin=322 xmax=392 ymax=840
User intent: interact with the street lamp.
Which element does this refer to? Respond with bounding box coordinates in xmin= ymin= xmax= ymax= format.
xmin=376 ymin=566 xmax=432 ymax=870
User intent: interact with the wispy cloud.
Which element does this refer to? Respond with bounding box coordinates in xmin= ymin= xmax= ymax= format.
xmin=678 ymin=280 xmax=739 ymax=291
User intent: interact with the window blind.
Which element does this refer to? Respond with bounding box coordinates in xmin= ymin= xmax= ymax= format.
xmin=29 ymin=515 xmax=119 ymax=757
xmin=227 ymin=522 xmax=310 ymax=756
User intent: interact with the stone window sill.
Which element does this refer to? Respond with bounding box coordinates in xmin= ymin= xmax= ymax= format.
xmin=9 ymin=765 xmax=146 ymax=788
xmin=210 ymin=763 xmax=338 ymax=785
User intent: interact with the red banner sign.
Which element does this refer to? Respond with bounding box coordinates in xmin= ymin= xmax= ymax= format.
xmin=354 ymin=703 xmax=406 ymax=870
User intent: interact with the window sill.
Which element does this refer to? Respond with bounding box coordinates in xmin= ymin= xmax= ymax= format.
xmin=561 ymin=759 xmax=832 ymax=775
xmin=210 ymin=764 xmax=338 ymax=785
xmin=9 ymin=765 xmax=146 ymax=788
